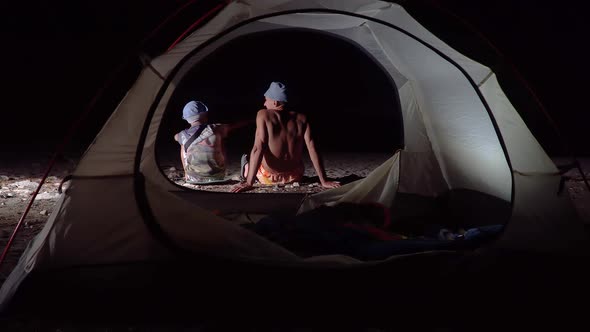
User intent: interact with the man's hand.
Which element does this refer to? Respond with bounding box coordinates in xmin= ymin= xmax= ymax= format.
xmin=321 ymin=180 xmax=341 ymax=189
xmin=231 ymin=182 xmax=254 ymax=193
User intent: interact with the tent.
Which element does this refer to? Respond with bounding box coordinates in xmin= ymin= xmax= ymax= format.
xmin=1 ymin=0 xmax=588 ymax=321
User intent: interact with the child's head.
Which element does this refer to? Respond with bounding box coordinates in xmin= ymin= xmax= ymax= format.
xmin=182 ymin=100 xmax=208 ymax=123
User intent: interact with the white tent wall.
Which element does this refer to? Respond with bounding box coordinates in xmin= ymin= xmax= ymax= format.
xmin=368 ymin=9 xmax=512 ymax=201
xmin=480 ymin=75 xmax=556 ymax=174
xmin=497 ymin=174 xmax=589 ymax=253
xmin=74 ymin=69 xmax=165 ymax=177
xmin=299 ymin=152 xmax=401 ymax=213
xmin=248 ymin=0 xmax=390 ymax=15
xmin=0 ymin=177 xmax=170 ymax=311
xmin=27 ymin=178 xmax=170 ymax=267
xmin=481 ymin=75 xmax=589 ymax=253
xmin=396 ymin=83 xmax=448 ymax=196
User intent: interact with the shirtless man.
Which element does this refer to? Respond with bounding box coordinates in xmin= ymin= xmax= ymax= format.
xmin=231 ymin=82 xmax=340 ymax=193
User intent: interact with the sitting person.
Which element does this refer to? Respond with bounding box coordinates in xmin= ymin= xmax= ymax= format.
xmin=231 ymin=82 xmax=340 ymax=192
xmin=174 ymin=100 xmax=250 ymax=184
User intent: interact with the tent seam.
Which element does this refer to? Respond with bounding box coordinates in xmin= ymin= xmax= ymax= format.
xmin=477 ymin=70 xmax=493 ymax=88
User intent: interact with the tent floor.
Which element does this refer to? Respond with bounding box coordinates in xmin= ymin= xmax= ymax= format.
xmin=175 ymin=188 xmax=513 ymax=230
xmin=2 ymin=249 xmax=588 ymax=324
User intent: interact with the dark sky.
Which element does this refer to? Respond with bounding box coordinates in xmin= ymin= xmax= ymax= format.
xmin=2 ymin=0 xmax=589 ymax=158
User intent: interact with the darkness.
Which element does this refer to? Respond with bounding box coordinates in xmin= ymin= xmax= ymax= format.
xmin=1 ymin=0 xmax=589 ymax=160
xmin=157 ymin=29 xmax=401 ymax=159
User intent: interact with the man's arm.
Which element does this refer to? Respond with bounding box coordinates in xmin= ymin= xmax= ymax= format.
xmin=231 ymin=111 xmax=267 ymax=192
xmin=228 ymin=119 xmax=255 ymax=133
xmin=304 ymin=122 xmax=340 ymax=189
xmin=218 ymin=119 xmax=255 ymax=138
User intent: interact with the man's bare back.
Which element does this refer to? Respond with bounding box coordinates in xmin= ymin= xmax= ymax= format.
xmin=231 ymin=82 xmax=340 ymax=193
xmin=259 ymin=108 xmax=306 ymax=173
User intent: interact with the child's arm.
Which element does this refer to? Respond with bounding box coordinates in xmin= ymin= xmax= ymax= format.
xmin=221 ymin=119 xmax=255 ymax=137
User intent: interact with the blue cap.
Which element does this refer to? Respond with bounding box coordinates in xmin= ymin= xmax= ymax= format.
xmin=182 ymin=101 xmax=208 ymax=122
xmin=264 ymin=82 xmax=288 ymax=103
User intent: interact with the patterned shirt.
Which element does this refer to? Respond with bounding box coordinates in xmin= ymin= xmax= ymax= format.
xmin=177 ymin=124 xmax=227 ymax=183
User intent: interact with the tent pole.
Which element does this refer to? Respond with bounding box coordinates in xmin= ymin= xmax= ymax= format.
xmin=166 ymin=1 xmax=230 ymax=51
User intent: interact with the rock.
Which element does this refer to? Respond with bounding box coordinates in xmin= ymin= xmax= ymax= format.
xmin=1 ymin=202 xmax=4 ymax=205
xmin=0 ymin=175 xmax=8 ymax=181
xmin=40 ymin=210 xmax=49 ymax=216
xmin=6 ymin=193 xmax=14 ymax=197
xmin=46 ymin=176 xmax=60 ymax=183
xmin=35 ymin=192 xmax=60 ymax=200
xmin=168 ymin=167 xmax=177 ymax=172
xmin=292 ymin=182 xmax=300 ymax=187
xmin=13 ymin=180 xmax=39 ymax=189
xmin=13 ymin=189 xmax=32 ymax=196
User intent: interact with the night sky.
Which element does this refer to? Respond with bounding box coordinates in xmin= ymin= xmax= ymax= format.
xmin=2 ymin=0 xmax=589 ymax=160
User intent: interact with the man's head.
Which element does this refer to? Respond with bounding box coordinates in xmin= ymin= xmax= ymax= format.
xmin=182 ymin=100 xmax=208 ymax=123
xmin=263 ymin=82 xmax=288 ymax=110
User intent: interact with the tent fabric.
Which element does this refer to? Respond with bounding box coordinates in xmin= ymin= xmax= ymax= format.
xmin=481 ymin=74 xmax=557 ymax=174
xmin=298 ymin=151 xmax=401 ymax=213
xmin=496 ymin=173 xmax=589 ymax=253
xmin=2 ymin=0 xmax=588 ymax=311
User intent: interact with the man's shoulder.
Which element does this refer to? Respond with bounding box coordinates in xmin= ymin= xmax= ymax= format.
xmin=210 ymin=123 xmax=230 ymax=134
xmin=256 ymin=109 xmax=274 ymax=119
